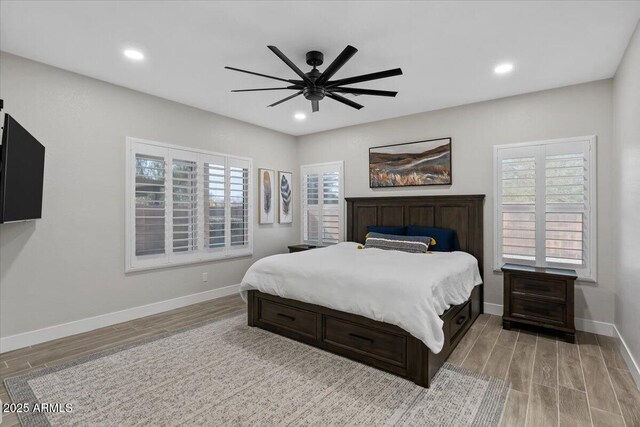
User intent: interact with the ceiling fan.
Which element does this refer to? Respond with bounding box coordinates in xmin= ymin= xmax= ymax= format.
xmin=225 ymin=45 xmax=402 ymax=113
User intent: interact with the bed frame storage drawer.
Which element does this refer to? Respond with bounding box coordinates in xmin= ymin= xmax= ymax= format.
xmin=257 ymin=299 xmax=317 ymax=339
xmin=247 ymin=286 xmax=482 ymax=387
xmin=322 ymin=316 xmax=407 ymax=366
xmin=449 ymin=301 xmax=472 ymax=342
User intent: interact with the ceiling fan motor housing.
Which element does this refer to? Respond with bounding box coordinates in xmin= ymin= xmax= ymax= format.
xmin=303 ymin=86 xmax=325 ymax=101
xmin=304 ymin=64 xmax=324 ymax=100
xmin=306 ymin=50 xmax=324 ymax=67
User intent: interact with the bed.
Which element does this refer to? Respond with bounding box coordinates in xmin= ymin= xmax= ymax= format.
xmin=241 ymin=195 xmax=485 ymax=387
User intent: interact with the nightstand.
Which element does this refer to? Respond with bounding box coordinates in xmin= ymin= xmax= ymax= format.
xmin=501 ymin=263 xmax=577 ymax=343
xmin=288 ymin=244 xmax=321 ymax=253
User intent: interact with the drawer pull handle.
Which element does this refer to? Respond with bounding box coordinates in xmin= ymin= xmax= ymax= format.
xmin=456 ymin=316 xmax=466 ymax=325
xmin=349 ymin=333 xmax=374 ymax=344
xmin=276 ymin=313 xmax=295 ymax=322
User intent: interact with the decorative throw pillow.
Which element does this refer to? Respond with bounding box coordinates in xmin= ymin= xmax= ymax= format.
xmin=365 ymin=232 xmax=435 ymax=245
xmin=364 ymin=233 xmax=432 ymax=253
xmin=406 ymin=226 xmax=461 ymax=252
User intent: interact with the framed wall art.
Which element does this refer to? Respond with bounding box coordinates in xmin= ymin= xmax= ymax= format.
xmin=259 ymin=168 xmax=276 ymax=224
xmin=369 ymin=137 xmax=452 ymax=187
xmin=278 ymin=171 xmax=293 ymax=224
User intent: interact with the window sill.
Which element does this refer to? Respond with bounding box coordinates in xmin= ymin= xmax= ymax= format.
xmin=126 ymin=250 xmax=253 ymax=273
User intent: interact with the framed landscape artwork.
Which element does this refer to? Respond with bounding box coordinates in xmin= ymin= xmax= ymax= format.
xmin=278 ymin=171 xmax=293 ymax=224
xmin=369 ymin=137 xmax=452 ymax=187
xmin=259 ymin=168 xmax=275 ymax=224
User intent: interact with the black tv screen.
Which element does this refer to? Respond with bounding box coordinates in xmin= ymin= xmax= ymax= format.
xmin=0 ymin=114 xmax=45 ymax=223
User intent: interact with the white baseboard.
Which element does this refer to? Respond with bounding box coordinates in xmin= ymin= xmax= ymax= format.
xmin=613 ymin=325 xmax=640 ymax=389
xmin=3 ymin=291 xmax=633 ymax=385
xmin=574 ymin=317 xmax=616 ymax=336
xmin=0 ymin=284 xmax=241 ymax=354
xmin=483 ymin=302 xmax=503 ymax=316
xmin=483 ymin=302 xmax=615 ymax=336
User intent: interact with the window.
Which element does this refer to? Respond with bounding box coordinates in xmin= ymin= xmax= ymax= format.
xmin=494 ymin=136 xmax=596 ymax=280
xmin=301 ymin=161 xmax=344 ymax=246
xmin=126 ymin=137 xmax=252 ymax=272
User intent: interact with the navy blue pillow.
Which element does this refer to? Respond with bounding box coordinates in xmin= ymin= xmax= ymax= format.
xmin=406 ymin=226 xmax=461 ymax=252
xmin=366 ymin=226 xmax=406 ymax=235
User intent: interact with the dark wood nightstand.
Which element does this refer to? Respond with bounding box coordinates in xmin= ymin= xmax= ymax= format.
xmin=501 ymin=263 xmax=577 ymax=343
xmin=288 ymin=244 xmax=321 ymax=253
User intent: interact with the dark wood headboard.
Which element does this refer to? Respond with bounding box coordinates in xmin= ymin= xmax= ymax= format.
xmin=346 ymin=195 xmax=485 ymax=275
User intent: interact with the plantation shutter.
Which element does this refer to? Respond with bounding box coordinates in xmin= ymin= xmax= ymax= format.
xmin=321 ymin=171 xmax=341 ymax=244
xmin=544 ymin=141 xmax=591 ymax=267
xmin=301 ymin=162 xmax=344 ymax=246
xmin=495 ymin=137 xmax=595 ymax=279
xmin=228 ymin=157 xmax=251 ymax=252
xmin=135 ymin=152 xmax=167 ymax=258
xmin=127 ymin=139 xmax=253 ymax=271
xmin=171 ymin=155 xmax=199 ymax=255
xmin=203 ymin=154 xmax=226 ymax=252
xmin=303 ymin=172 xmax=320 ymax=243
xmin=499 ymin=149 xmax=537 ymax=263
xmin=131 ymin=143 xmax=170 ymax=269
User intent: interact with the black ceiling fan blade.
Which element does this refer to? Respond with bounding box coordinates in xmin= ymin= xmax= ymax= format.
xmin=316 ymin=45 xmax=358 ymax=86
xmin=326 ymin=68 xmax=403 ymax=88
xmin=328 ymin=87 xmax=397 ymax=97
xmin=231 ymin=86 xmax=302 ymax=92
xmin=268 ymin=91 xmax=303 ymax=108
xmin=267 ymin=46 xmax=313 ymax=86
xmin=224 ymin=66 xmax=296 ymax=84
xmin=312 ymin=100 xmax=319 ymax=113
xmin=326 ymin=93 xmax=364 ymax=110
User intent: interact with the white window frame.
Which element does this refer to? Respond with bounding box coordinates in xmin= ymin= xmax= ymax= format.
xmin=125 ymin=137 xmax=253 ymax=272
xmin=300 ymin=161 xmax=345 ymax=246
xmin=493 ymin=135 xmax=597 ymax=281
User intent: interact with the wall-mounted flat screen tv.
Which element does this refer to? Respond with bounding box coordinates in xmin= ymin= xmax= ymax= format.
xmin=0 ymin=114 xmax=46 ymax=223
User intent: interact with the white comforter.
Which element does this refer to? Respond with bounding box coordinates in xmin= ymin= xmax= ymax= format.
xmin=239 ymin=242 xmax=482 ymax=353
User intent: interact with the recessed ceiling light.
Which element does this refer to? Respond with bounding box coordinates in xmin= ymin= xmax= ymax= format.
xmin=294 ymin=112 xmax=306 ymax=121
xmin=124 ymin=49 xmax=144 ymax=61
xmin=494 ymin=63 xmax=514 ymax=74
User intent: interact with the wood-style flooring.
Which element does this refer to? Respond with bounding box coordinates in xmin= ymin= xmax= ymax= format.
xmin=0 ymin=294 xmax=245 ymax=427
xmin=1 ymin=295 xmax=638 ymax=427
xmin=447 ymin=313 xmax=640 ymax=427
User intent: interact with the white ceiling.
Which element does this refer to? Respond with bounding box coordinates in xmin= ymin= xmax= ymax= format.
xmin=1 ymin=1 xmax=639 ymax=136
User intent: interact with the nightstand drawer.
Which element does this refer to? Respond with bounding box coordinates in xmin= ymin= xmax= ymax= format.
xmin=512 ymin=276 xmax=566 ymax=301
xmin=502 ymin=263 xmax=576 ymax=342
xmin=510 ymin=296 xmax=565 ymax=325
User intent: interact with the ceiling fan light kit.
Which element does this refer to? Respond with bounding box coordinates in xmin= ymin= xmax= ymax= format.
xmin=226 ymin=45 xmax=402 ymax=113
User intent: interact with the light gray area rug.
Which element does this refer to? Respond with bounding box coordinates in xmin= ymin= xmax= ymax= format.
xmin=6 ymin=313 xmax=508 ymax=427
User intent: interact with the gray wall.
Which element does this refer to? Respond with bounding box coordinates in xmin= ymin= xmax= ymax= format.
xmin=613 ymin=22 xmax=640 ymax=367
xmin=0 ymin=53 xmax=299 ymax=337
xmin=0 ymin=50 xmax=624 ymax=342
xmin=298 ymin=80 xmax=615 ymax=324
